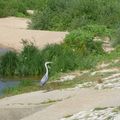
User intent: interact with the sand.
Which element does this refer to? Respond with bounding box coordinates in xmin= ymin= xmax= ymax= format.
xmin=0 ymin=17 xmax=67 ymax=51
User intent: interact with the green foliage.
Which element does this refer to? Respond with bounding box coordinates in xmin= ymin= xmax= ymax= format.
xmin=0 ymin=41 xmax=100 ymax=77
xmin=0 ymin=0 xmax=47 ymax=17
xmin=16 ymin=40 xmax=44 ymax=76
xmin=19 ymin=80 xmax=33 ymax=87
xmin=0 ymin=0 xmax=27 ymax=17
xmin=64 ymin=25 xmax=110 ymax=55
xmin=81 ymin=25 xmax=112 ymax=37
xmin=40 ymin=44 xmax=79 ymax=74
xmin=0 ymin=51 xmax=18 ymax=76
xmin=30 ymin=0 xmax=120 ymax=31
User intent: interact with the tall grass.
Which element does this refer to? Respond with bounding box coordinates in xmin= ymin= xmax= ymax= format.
xmin=0 ymin=0 xmax=27 ymax=17
xmin=0 ymin=51 xmax=18 ymax=76
xmin=0 ymin=0 xmax=47 ymax=17
xmin=16 ymin=40 xmax=44 ymax=76
xmin=0 ymin=43 xmax=101 ymax=77
xmin=30 ymin=0 xmax=120 ymax=31
xmin=64 ymin=25 xmax=112 ymax=55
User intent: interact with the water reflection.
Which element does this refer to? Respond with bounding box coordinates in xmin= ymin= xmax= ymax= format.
xmin=0 ymin=80 xmax=20 ymax=96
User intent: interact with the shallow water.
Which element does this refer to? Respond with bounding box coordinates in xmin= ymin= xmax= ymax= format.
xmin=0 ymin=80 xmax=20 ymax=96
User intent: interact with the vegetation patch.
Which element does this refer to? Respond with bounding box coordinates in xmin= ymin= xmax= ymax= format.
xmin=64 ymin=114 xmax=73 ymax=118
xmin=94 ymin=107 xmax=108 ymax=111
xmin=3 ymin=72 xmax=102 ymax=96
xmin=0 ymin=0 xmax=48 ymax=17
xmin=41 ymin=99 xmax=62 ymax=104
xmin=112 ymin=106 xmax=120 ymax=113
xmin=30 ymin=0 xmax=120 ymax=31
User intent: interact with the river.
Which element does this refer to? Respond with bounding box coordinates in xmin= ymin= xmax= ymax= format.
xmin=0 ymin=80 xmax=20 ymax=96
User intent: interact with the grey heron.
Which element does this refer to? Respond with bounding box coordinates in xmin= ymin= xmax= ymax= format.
xmin=40 ymin=62 xmax=52 ymax=86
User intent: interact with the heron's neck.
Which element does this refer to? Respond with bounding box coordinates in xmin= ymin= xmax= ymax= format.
xmin=45 ymin=64 xmax=48 ymax=74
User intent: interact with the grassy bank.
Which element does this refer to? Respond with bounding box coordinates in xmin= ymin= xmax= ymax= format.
xmin=0 ymin=0 xmax=47 ymax=17
xmin=3 ymin=71 xmax=102 ymax=96
xmin=30 ymin=0 xmax=120 ymax=31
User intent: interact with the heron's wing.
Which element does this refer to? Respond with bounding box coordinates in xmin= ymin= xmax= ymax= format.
xmin=40 ymin=73 xmax=48 ymax=86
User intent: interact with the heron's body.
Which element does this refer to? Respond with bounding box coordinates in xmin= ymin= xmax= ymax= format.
xmin=40 ymin=62 xmax=52 ymax=86
xmin=40 ymin=73 xmax=48 ymax=86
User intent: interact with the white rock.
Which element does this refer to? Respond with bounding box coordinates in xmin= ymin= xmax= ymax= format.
xmin=114 ymin=114 xmax=120 ymax=120
xmin=95 ymin=84 xmax=104 ymax=90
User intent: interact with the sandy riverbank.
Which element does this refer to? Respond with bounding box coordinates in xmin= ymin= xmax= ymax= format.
xmin=0 ymin=17 xmax=67 ymax=51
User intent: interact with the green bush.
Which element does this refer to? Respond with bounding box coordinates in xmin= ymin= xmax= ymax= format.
xmin=0 ymin=0 xmax=27 ymax=17
xmin=0 ymin=42 xmax=98 ymax=77
xmin=16 ymin=40 xmax=43 ymax=76
xmin=0 ymin=0 xmax=47 ymax=17
xmin=64 ymin=25 xmax=111 ymax=55
xmin=30 ymin=0 xmax=120 ymax=31
xmin=81 ymin=25 xmax=112 ymax=37
xmin=0 ymin=51 xmax=18 ymax=76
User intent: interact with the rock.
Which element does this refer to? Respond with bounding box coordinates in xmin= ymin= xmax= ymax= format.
xmin=61 ymin=107 xmax=120 ymax=120
xmin=26 ymin=10 xmax=34 ymax=15
xmin=95 ymin=84 xmax=104 ymax=90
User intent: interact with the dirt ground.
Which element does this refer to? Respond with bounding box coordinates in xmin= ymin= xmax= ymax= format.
xmin=0 ymin=17 xmax=67 ymax=51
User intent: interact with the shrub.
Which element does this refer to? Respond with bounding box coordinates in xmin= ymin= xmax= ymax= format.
xmin=64 ymin=25 xmax=110 ymax=55
xmin=0 ymin=51 xmax=18 ymax=76
xmin=30 ymin=0 xmax=120 ymax=31
xmin=0 ymin=42 xmax=96 ymax=77
xmin=0 ymin=0 xmax=47 ymax=17
xmin=16 ymin=40 xmax=43 ymax=76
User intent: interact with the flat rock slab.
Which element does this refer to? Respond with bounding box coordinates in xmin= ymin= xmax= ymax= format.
xmin=0 ymin=106 xmax=47 ymax=120
xmin=20 ymin=89 xmax=120 ymax=120
xmin=0 ymin=88 xmax=120 ymax=120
